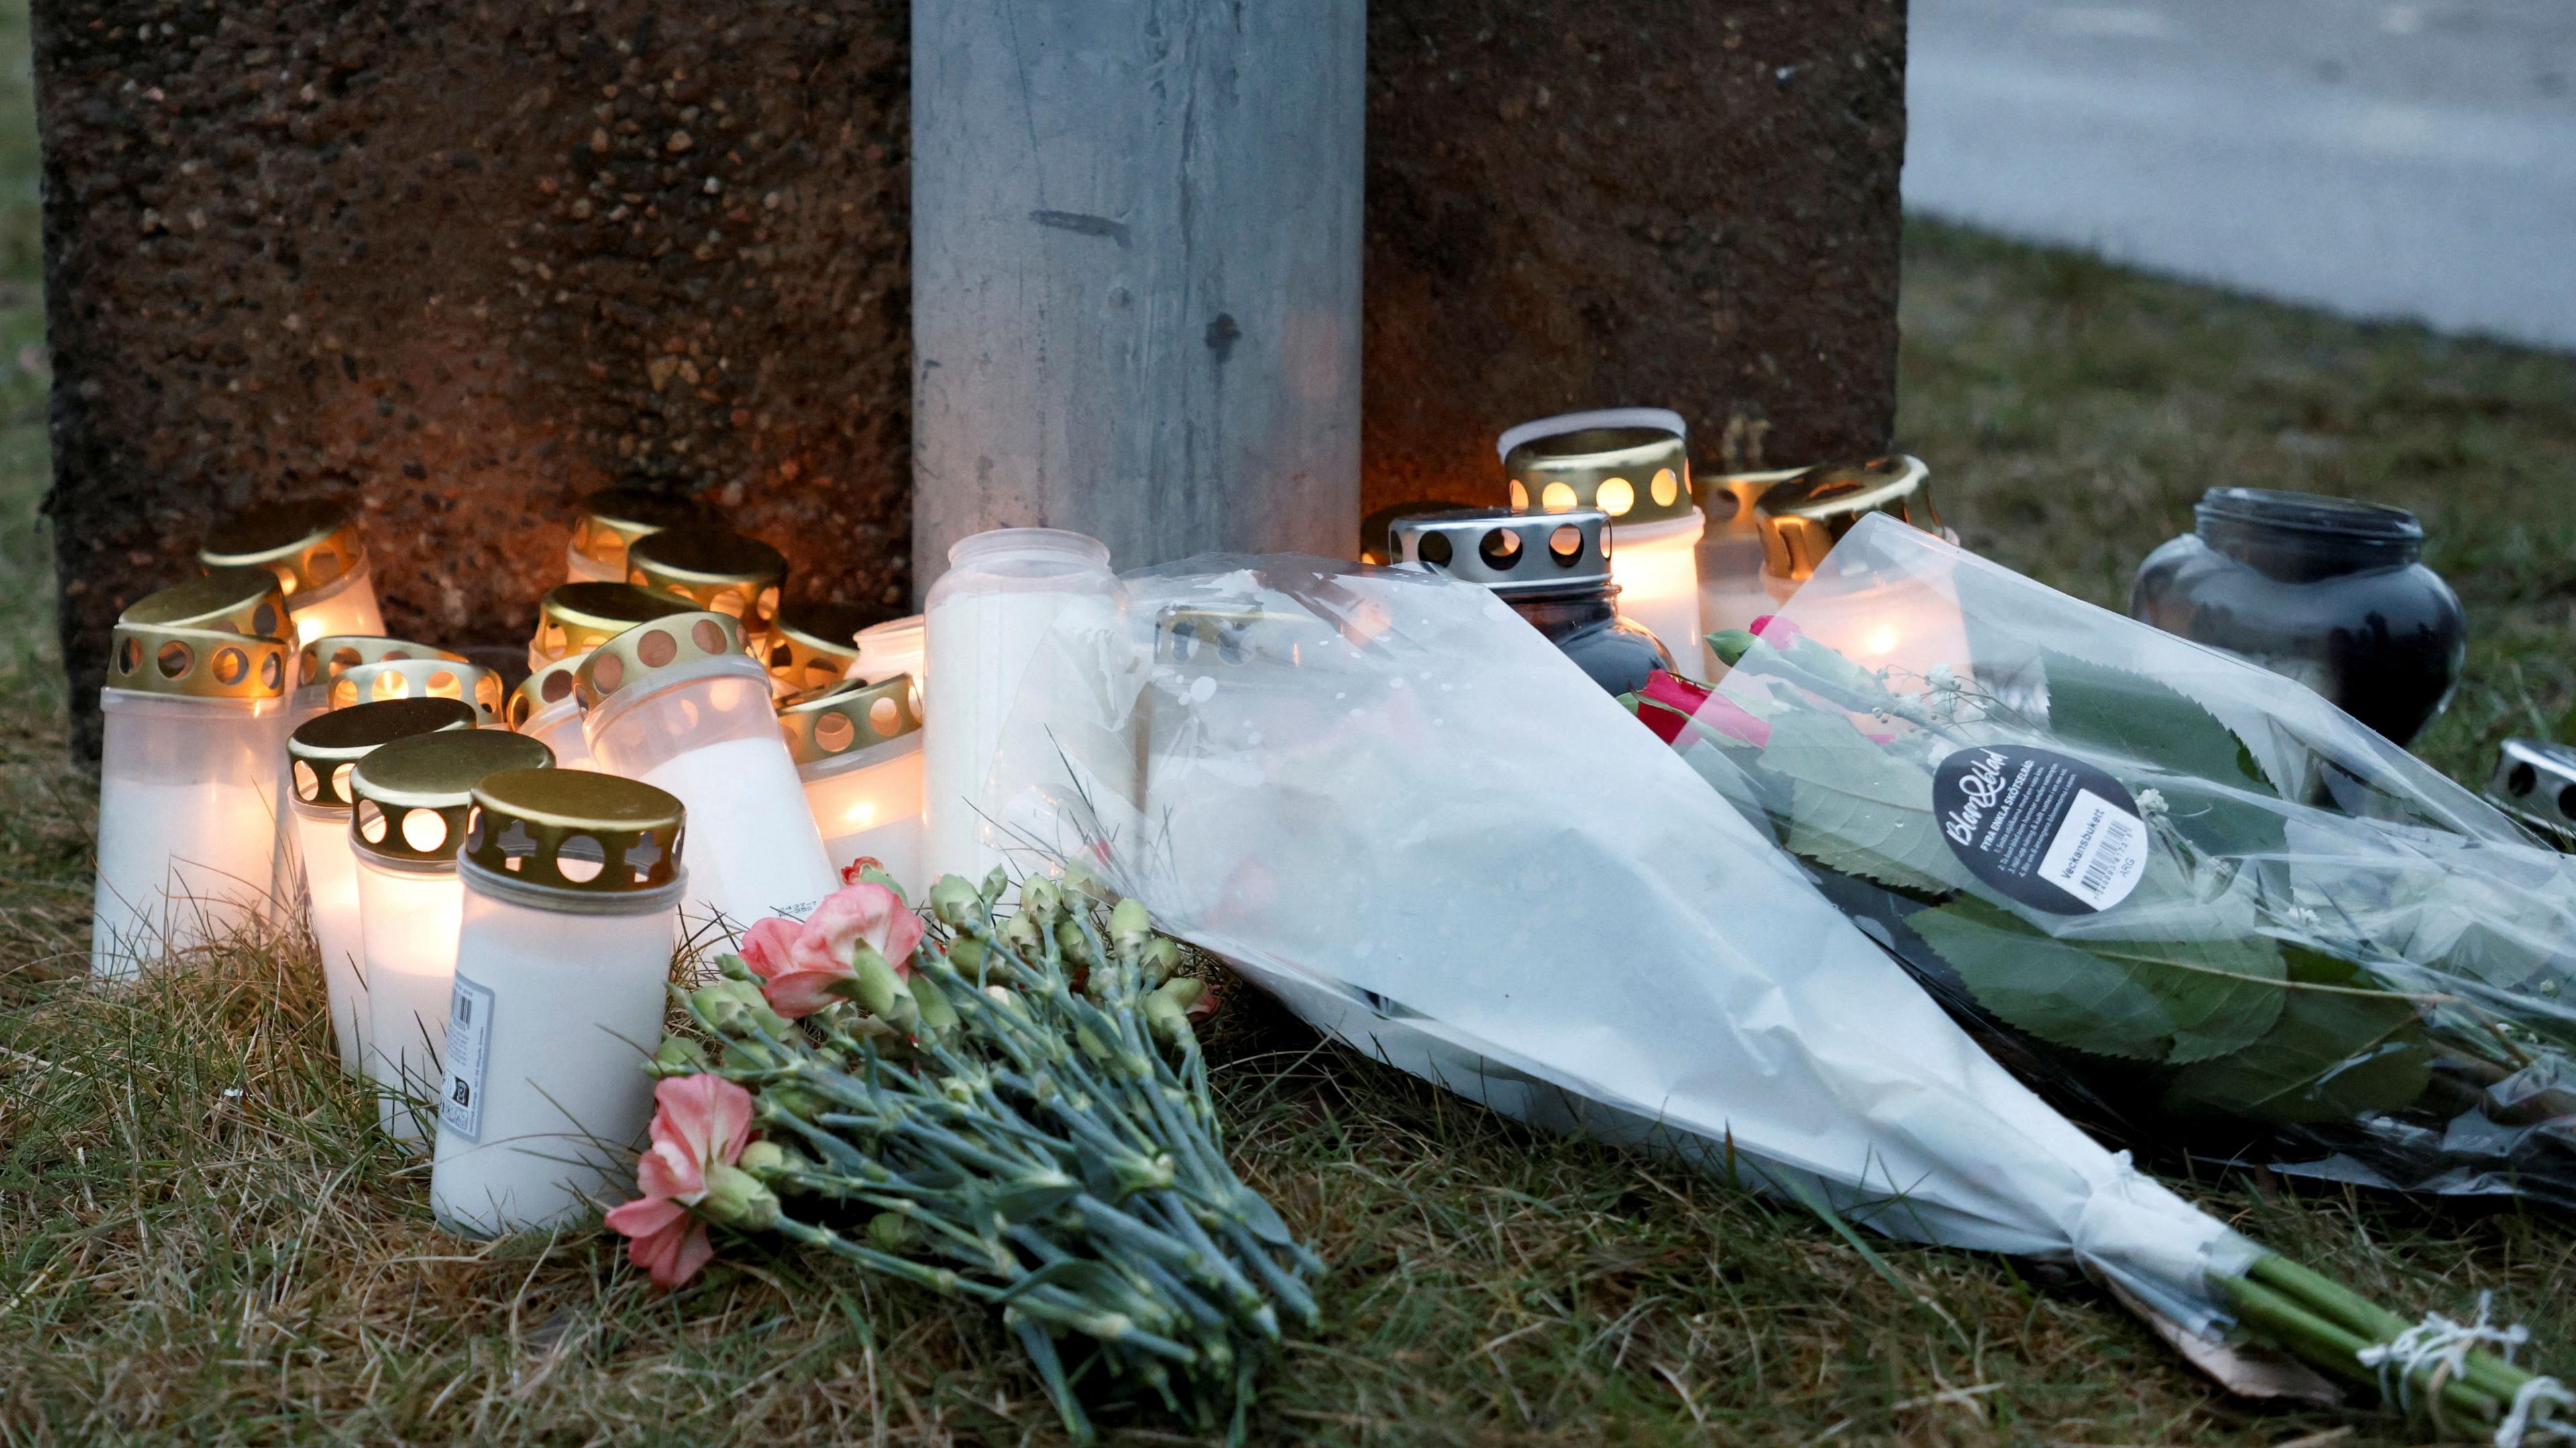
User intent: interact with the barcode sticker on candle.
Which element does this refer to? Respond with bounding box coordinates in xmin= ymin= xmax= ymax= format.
xmin=441 ymin=974 xmax=495 ymax=1143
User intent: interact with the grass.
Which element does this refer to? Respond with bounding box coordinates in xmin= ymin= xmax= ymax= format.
xmin=7 ymin=33 xmax=2576 ymax=1448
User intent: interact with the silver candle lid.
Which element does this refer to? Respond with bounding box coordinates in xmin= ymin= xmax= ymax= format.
xmin=1387 ymin=508 xmax=1613 ymax=597
xmin=2489 ymin=739 xmax=2576 ymax=849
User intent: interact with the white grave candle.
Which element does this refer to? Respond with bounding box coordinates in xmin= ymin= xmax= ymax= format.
xmin=780 ymin=675 xmax=926 ymax=891
xmin=765 ymin=600 xmax=871 ymax=697
xmin=506 ymin=657 xmax=597 ymax=771
xmin=200 ymin=496 xmax=382 ymax=649
xmin=852 ymin=614 xmax=926 ymax=688
xmin=1501 ymin=410 xmax=1709 ymax=669
xmin=922 ymin=528 xmax=1123 ymax=885
xmin=350 ymin=728 xmax=555 ymax=1147
xmin=284 ymin=696 xmax=477 ymax=1075
xmin=269 ymin=636 xmax=471 ymax=911
xmin=527 ymin=582 xmax=699 ymax=676
xmin=579 ymin=611 xmax=835 ymax=940
xmin=431 ymin=767 xmax=686 ymax=1235
xmin=90 ymin=569 xmax=296 ymax=979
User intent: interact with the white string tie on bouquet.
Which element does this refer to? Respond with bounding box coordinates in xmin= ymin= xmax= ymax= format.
xmin=2353 ymin=1291 xmax=2570 ymax=1446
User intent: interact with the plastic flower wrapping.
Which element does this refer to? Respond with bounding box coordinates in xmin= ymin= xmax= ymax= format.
xmin=1633 ymin=514 xmax=2576 ymax=1206
xmin=975 ymin=552 xmax=2571 ymax=1437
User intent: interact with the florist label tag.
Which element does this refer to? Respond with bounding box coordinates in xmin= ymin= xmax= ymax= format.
xmin=1933 ymin=744 xmax=2147 ymax=914
xmin=441 ymin=973 xmax=495 ymax=1143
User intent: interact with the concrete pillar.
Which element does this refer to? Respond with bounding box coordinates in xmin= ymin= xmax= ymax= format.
xmin=909 ymin=0 xmax=1365 ymax=589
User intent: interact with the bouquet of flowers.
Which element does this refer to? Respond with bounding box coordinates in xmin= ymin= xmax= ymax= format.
xmin=607 ymin=875 xmax=1319 ymax=1444
xmin=967 ymin=553 xmax=2571 ymax=1443
xmin=1627 ymin=514 xmax=2576 ymax=1207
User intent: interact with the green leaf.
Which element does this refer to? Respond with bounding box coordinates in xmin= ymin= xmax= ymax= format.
xmin=2041 ymin=649 xmax=2273 ymax=793
xmin=1909 ymin=896 xmax=2286 ymax=1064
xmin=2163 ymin=947 xmax=2435 ymax=1125
xmin=1755 ymin=712 xmax=1974 ymax=897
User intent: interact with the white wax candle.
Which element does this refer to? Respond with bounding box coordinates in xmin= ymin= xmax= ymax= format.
xmin=852 ymin=615 xmax=926 ymax=687
xmin=356 ymin=858 xmax=465 ymax=1146
xmin=519 ymin=698 xmax=597 ymax=771
xmin=292 ymin=807 xmax=368 ymax=1074
xmin=924 ymin=579 xmax=1122 ymax=885
xmin=1608 ymin=510 xmax=1706 ymax=671
xmin=431 ymin=883 xmax=676 ymax=1234
xmin=285 ymin=561 xmax=384 ymax=648
xmin=639 ymin=734 xmax=835 ymax=934
xmin=564 ymin=540 xmax=625 ymax=585
xmin=91 ymin=689 xmax=290 ymax=979
xmin=802 ymin=737 xmax=925 ymax=891
xmin=265 ymin=686 xmax=332 ymax=915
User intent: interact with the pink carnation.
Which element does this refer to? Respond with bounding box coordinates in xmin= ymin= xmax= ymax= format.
xmin=741 ymin=881 xmax=929 ymax=1019
xmin=1635 ymin=670 xmax=1772 ymax=748
xmin=604 ymin=1074 xmax=755 ymax=1290
xmin=1748 ymin=614 xmax=1805 ymax=647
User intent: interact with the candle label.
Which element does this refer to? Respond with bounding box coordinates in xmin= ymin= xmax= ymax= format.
xmin=440 ymin=973 xmax=496 ymax=1142
xmin=1932 ymin=744 xmax=2147 ymax=915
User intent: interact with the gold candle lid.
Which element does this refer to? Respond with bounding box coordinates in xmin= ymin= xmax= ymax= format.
xmin=463 ymin=767 xmax=685 ymax=896
xmin=575 ymin=610 xmax=747 ymax=709
xmin=508 ymin=655 xmax=586 ymax=730
xmin=777 ymin=675 xmax=920 ymax=767
xmin=297 ymin=634 xmax=464 ymax=691
xmin=1388 ymin=508 xmax=1613 ymax=596
xmin=532 ymin=582 xmax=700 ymax=665
xmin=348 ymin=728 xmax=554 ymax=868
xmin=107 ymin=569 xmax=293 ymax=701
xmin=625 ymin=528 xmax=786 ymax=633
xmin=1754 ymin=456 xmax=1939 ymax=583
xmin=1698 ymin=465 xmax=1814 ymax=528
xmin=570 ymin=486 xmax=711 ymax=573
xmin=286 ymin=697 xmax=478 ymax=810
xmin=1502 ymin=419 xmax=1696 ymax=526
xmin=329 ymin=657 xmax=507 ymax=726
xmin=199 ymin=498 xmax=366 ymax=598
xmin=765 ymin=600 xmax=871 ymax=694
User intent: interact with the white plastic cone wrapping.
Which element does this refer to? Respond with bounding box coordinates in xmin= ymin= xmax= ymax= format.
xmin=983 ymin=555 xmax=2261 ymax=1336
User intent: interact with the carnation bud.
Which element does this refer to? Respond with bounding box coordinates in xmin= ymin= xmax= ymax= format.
xmin=1143 ymin=977 xmax=1207 ymax=1046
xmin=946 ymin=935 xmax=989 ymax=975
xmin=736 ymin=1139 xmax=803 ymax=1182
xmin=927 ymin=875 xmax=983 ymax=929
xmin=648 ymin=1034 xmax=711 ymax=1078
xmin=978 ymin=865 xmax=1008 ymax=906
xmin=1110 ymin=897 xmax=1151 ymax=952
xmin=869 ymin=1210 xmax=911 ymax=1249
xmin=1002 ymin=911 xmax=1046 ymax=956
xmin=911 ymin=977 xmax=960 ymax=1035
xmin=1020 ymin=877 xmax=1063 ymax=924
xmin=694 ymin=1161 xmax=780 ymax=1229
xmin=1708 ymin=629 xmax=1759 ymax=667
xmin=1055 ymin=918 xmax=1097 ymax=967
xmin=1139 ymin=937 xmax=1181 ymax=986
xmin=692 ymin=979 xmax=793 ymax=1040
xmin=714 ymin=952 xmax=757 ymax=983
xmin=845 ymin=944 xmax=906 ymax=1017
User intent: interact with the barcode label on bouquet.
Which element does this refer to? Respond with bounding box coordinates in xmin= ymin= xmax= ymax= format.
xmin=1934 ymin=744 xmax=2149 ymax=915
xmin=441 ymin=974 xmax=494 ymax=1143
xmin=2038 ymin=789 xmax=2147 ymax=911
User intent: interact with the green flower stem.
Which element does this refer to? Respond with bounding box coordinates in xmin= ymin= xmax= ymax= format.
xmin=2248 ymin=1256 xmax=2542 ymax=1411
xmin=1009 ymin=1315 xmax=1095 ymax=1444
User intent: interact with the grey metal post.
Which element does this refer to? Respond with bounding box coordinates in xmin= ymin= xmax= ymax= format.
xmin=910 ymin=0 xmax=1364 ymax=591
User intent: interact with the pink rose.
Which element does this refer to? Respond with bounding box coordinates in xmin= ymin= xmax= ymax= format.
xmin=744 ymin=881 xmax=929 ymax=1019
xmin=1633 ymin=670 xmax=1772 ymax=748
xmin=604 ymin=1074 xmax=755 ymax=1290
xmin=1748 ymin=614 xmax=1805 ymax=647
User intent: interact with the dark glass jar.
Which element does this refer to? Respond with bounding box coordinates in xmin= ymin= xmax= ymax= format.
xmin=1509 ymin=588 xmax=1676 ymax=696
xmin=2130 ymin=488 xmax=2465 ymax=745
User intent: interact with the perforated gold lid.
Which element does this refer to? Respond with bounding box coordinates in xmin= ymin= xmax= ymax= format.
xmin=626 ymin=528 xmax=786 ymax=633
xmin=348 ymin=729 xmax=554 ymax=867
xmin=1698 ymin=465 xmax=1813 ymax=529
xmin=570 ymin=487 xmax=710 ymax=573
xmin=107 ymin=569 xmax=294 ymax=701
xmin=574 ymin=611 xmax=747 ymax=709
xmin=1754 ymin=456 xmax=1939 ymax=582
xmin=508 ymin=655 xmax=585 ymax=730
xmin=765 ymin=600 xmax=871 ymax=693
xmin=464 ymin=767 xmax=685 ymax=897
xmin=297 ymin=634 xmax=464 ymax=691
xmin=199 ymin=498 xmax=366 ymax=598
xmin=532 ymin=582 xmax=700 ymax=664
xmin=777 ymin=675 xmax=919 ymax=767
xmin=329 ymin=657 xmax=506 ymax=726
xmin=286 ymin=697 xmax=478 ymax=810
xmin=1504 ymin=425 xmax=1696 ymax=526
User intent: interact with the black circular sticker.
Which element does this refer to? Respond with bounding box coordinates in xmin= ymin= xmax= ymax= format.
xmin=1932 ymin=744 xmax=2147 ymax=915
